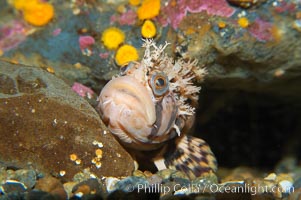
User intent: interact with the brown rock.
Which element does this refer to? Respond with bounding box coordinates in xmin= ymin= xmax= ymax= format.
xmin=72 ymin=178 xmax=102 ymax=195
xmin=63 ymin=181 xmax=77 ymax=199
xmin=35 ymin=176 xmax=67 ymax=200
xmin=0 ymin=60 xmax=134 ymax=180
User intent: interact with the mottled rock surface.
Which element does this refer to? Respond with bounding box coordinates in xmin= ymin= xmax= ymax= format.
xmin=35 ymin=176 xmax=68 ymax=200
xmin=0 ymin=60 xmax=134 ymax=180
xmin=177 ymin=12 xmax=301 ymax=102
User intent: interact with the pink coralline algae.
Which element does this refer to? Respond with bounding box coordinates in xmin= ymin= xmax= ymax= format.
xmin=99 ymin=52 xmax=110 ymax=59
xmin=78 ymin=35 xmax=95 ymax=50
xmin=72 ymin=82 xmax=95 ymax=99
xmin=110 ymin=10 xmax=137 ymax=25
xmin=52 ymin=28 xmax=61 ymax=36
xmin=158 ymin=0 xmax=236 ymax=29
xmin=79 ymin=35 xmax=95 ymax=56
xmin=248 ymin=19 xmax=274 ymax=42
xmin=0 ymin=21 xmax=28 ymax=51
xmin=274 ymin=1 xmax=296 ymax=13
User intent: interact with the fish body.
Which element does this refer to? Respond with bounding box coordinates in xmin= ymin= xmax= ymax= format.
xmin=97 ymin=40 xmax=217 ymax=179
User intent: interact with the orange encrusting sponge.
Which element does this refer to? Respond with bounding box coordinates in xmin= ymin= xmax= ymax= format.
xmin=13 ymin=0 xmax=54 ymax=26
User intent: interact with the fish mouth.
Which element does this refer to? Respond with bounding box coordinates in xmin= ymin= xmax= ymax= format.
xmin=98 ymin=76 xmax=156 ymax=143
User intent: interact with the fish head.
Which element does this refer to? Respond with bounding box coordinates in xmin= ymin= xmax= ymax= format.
xmin=97 ymin=62 xmax=178 ymax=150
xmin=97 ymin=40 xmax=206 ymax=151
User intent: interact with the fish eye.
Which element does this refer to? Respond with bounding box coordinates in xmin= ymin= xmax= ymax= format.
xmin=150 ymin=72 xmax=169 ymax=96
xmin=155 ymin=77 xmax=165 ymax=87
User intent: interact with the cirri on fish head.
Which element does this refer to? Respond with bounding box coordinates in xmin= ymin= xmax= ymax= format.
xmin=97 ymin=40 xmax=217 ymax=179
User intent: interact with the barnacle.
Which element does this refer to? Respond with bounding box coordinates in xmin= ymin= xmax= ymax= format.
xmin=59 ymin=170 xmax=66 ymax=176
xmin=75 ymin=159 xmax=81 ymax=165
xmin=95 ymin=162 xmax=102 ymax=169
xmin=101 ymin=27 xmax=125 ymax=50
xmin=137 ymin=0 xmax=160 ymax=20
xmin=95 ymin=149 xmax=103 ymax=158
xmin=69 ymin=153 xmax=78 ymax=161
xmin=115 ymin=44 xmax=139 ymax=66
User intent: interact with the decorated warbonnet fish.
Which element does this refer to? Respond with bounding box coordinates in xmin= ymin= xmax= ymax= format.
xmin=97 ymin=40 xmax=217 ymax=179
